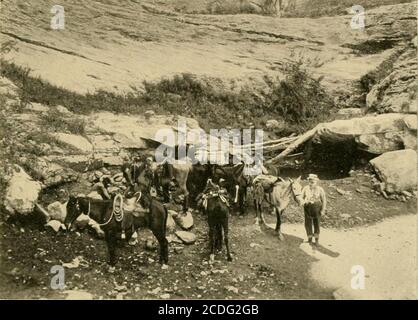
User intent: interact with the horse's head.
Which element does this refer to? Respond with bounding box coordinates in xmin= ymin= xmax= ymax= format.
xmin=289 ymin=176 xmax=303 ymax=205
xmin=64 ymin=196 xmax=82 ymax=230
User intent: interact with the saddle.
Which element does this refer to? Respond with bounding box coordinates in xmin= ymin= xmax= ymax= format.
xmin=201 ymin=190 xmax=229 ymax=210
xmin=122 ymin=194 xmax=148 ymax=218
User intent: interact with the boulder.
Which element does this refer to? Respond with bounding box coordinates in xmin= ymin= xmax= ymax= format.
xmin=45 ymin=220 xmax=65 ymax=233
xmin=175 ymin=231 xmax=197 ymax=245
xmin=73 ymin=214 xmax=90 ymax=230
xmin=4 ymin=166 xmax=42 ymax=216
xmin=370 ymin=149 xmax=417 ymax=193
xmin=174 ymin=210 xmax=194 ymax=230
xmin=47 ymin=201 xmax=67 ymax=223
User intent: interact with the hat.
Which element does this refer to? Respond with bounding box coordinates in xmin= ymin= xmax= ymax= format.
xmin=307 ymin=174 xmax=319 ymax=181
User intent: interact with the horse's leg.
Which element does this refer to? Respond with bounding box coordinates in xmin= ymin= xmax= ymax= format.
xmin=239 ymin=187 xmax=246 ymax=216
xmin=105 ymin=231 xmax=117 ymax=267
xmin=157 ymin=235 xmax=169 ymax=265
xmin=274 ymin=207 xmax=280 ymax=232
xmin=222 ymin=217 xmax=232 ymax=262
xmin=215 ymin=224 xmax=223 ymax=251
xmin=208 ymin=225 xmax=215 ymax=262
xmin=277 ymin=209 xmax=284 ymax=241
xmin=254 ymin=199 xmax=259 ymax=225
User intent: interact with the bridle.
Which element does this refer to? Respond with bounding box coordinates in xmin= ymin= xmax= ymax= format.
xmin=289 ymin=180 xmax=303 ymax=203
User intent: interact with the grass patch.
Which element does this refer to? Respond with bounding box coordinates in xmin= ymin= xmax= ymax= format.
xmin=1 ymin=59 xmax=334 ymax=134
xmin=39 ymin=110 xmax=86 ymax=135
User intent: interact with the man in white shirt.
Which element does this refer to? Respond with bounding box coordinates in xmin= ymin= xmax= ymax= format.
xmin=301 ymin=174 xmax=327 ymax=245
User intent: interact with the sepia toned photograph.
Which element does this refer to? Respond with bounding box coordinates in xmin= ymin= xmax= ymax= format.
xmin=0 ymin=0 xmax=416 ymax=303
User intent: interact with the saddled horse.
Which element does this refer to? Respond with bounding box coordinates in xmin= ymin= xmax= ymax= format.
xmin=253 ymin=176 xmax=303 ymax=240
xmin=65 ymin=171 xmax=169 ymax=266
xmin=211 ymin=162 xmax=250 ymax=215
xmin=204 ymin=180 xmax=233 ymax=262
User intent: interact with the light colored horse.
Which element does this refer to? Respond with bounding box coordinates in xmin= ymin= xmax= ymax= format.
xmin=254 ymin=176 xmax=303 ymax=240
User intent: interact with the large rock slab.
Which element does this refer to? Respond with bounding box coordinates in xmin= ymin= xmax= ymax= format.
xmin=175 ymin=231 xmax=197 ymax=245
xmin=316 ymin=113 xmax=417 ymax=154
xmin=174 ymin=211 xmax=194 ymax=230
xmin=24 ymin=157 xmax=79 ymax=187
xmin=52 ymin=133 xmax=93 ymax=153
xmin=366 ymin=44 xmax=417 ymax=114
xmin=370 ymin=149 xmax=417 ymax=193
xmin=4 ymin=166 xmax=42 ymax=216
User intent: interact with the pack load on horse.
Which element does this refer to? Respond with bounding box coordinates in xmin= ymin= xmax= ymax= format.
xmin=252 ymin=175 xmax=303 ymax=240
xmin=202 ymin=179 xmax=233 ymax=262
xmin=210 ymin=162 xmax=250 ymax=216
xmin=196 ymin=178 xmax=230 ymax=213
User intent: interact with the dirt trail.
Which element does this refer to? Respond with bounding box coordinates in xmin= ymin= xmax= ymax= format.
xmin=269 ymin=214 xmax=417 ymax=299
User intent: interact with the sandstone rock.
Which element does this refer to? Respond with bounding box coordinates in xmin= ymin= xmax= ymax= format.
xmin=174 ymin=211 xmax=194 ymax=230
xmin=166 ymin=212 xmax=176 ymax=233
xmin=45 ymin=220 xmax=64 ymax=233
xmin=366 ymin=46 xmax=417 ymax=114
xmin=47 ymin=201 xmax=67 ymax=223
xmin=175 ymin=231 xmax=196 ymax=245
xmin=26 ymin=157 xmax=78 ymax=188
xmin=4 ymin=166 xmax=42 ymax=216
xmin=73 ymin=214 xmax=90 ymax=230
xmin=52 ymin=133 xmax=93 ymax=153
xmin=370 ymin=149 xmax=417 ymax=193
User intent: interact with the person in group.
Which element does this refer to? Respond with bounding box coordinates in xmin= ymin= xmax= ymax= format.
xmin=301 ymin=174 xmax=327 ymax=245
xmin=92 ymin=176 xmax=113 ymax=200
xmin=121 ymin=155 xmax=144 ymax=190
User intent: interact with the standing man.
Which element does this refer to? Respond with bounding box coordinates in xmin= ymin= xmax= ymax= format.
xmin=301 ymin=174 xmax=327 ymax=245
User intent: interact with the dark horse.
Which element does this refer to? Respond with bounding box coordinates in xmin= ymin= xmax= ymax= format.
xmin=65 ymin=170 xmax=169 ymax=267
xmin=211 ymin=162 xmax=249 ymax=216
xmin=205 ymin=182 xmax=233 ymax=262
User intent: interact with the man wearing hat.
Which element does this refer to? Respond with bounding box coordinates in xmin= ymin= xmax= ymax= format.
xmin=301 ymin=174 xmax=327 ymax=245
